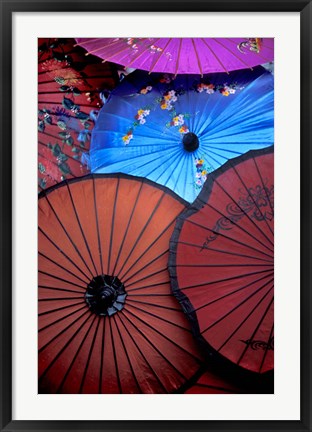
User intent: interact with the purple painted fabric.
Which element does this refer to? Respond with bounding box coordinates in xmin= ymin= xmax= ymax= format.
xmin=76 ymin=38 xmax=274 ymax=75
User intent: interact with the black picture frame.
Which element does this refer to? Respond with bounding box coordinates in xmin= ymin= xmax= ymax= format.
xmin=1 ymin=1 xmax=311 ymax=431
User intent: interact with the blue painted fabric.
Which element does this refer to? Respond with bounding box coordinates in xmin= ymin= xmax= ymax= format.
xmin=90 ymin=68 xmax=274 ymax=202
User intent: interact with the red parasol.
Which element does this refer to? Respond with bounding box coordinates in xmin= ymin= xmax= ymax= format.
xmin=183 ymin=368 xmax=244 ymax=394
xmin=38 ymin=38 xmax=118 ymax=191
xmin=169 ymin=147 xmax=274 ymax=375
xmin=38 ymin=174 xmax=206 ymax=393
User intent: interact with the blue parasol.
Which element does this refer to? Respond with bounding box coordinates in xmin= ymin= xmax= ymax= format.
xmin=89 ymin=68 xmax=274 ymax=202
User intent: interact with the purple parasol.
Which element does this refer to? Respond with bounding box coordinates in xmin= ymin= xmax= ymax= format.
xmin=75 ymin=37 xmax=274 ymax=75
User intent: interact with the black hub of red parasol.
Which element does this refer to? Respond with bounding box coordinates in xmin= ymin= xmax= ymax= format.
xmin=85 ymin=275 xmax=126 ymax=316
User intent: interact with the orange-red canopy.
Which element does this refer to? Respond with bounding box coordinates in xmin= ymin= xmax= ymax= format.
xmin=39 ymin=175 xmax=206 ymax=393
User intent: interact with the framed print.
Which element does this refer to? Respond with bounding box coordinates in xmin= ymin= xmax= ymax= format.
xmin=1 ymin=1 xmax=311 ymax=431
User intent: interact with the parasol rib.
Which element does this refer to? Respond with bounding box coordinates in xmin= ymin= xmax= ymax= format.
xmin=39 ymin=310 xmax=91 ymax=375
xmin=92 ymin=176 xmax=104 ymax=275
xmin=116 ymin=314 xmax=169 ymax=393
xmin=225 ymin=38 xmax=272 ymax=63
xmin=124 ymin=39 xmax=157 ymax=69
xmin=193 ymin=272 xmax=273 ymax=313
xmin=184 ymin=218 xmax=272 ymax=259
xmin=39 ymin=251 xmax=89 ymax=285
xmin=208 ymin=178 xmax=274 ymax=250
xmin=82 ymin=38 xmax=122 ymax=57
xmin=39 ymin=301 xmax=85 ymax=317
xmin=108 ymin=317 xmax=122 ymax=393
xmin=39 ymin=285 xmax=84 ymax=295
xmin=123 ymin=308 xmax=202 ymax=365
xmin=174 ymin=240 xmax=272 ymax=263
xmin=116 ymin=192 xmax=166 ymax=278
xmin=120 ymin=248 xmax=168 ymax=284
xmin=99 ymin=319 xmax=106 ymax=393
xmin=124 ymin=268 xmax=168 ymax=290
xmin=39 ymin=296 xmax=84 ymax=302
xmin=232 ymin=163 xmax=274 ymax=237
xmin=203 ymin=200 xmax=273 ymax=254
xmin=148 ymin=39 xmax=171 ymax=74
xmin=217 ymin=287 xmax=273 ymax=353
xmin=236 ymin=295 xmax=274 ymax=366
xmin=56 ymin=315 xmax=97 ymax=393
xmin=78 ymin=317 xmax=102 ymax=393
xmin=120 ymin=310 xmax=190 ymax=382
xmin=181 ymin=268 xmax=273 ymax=291
xmin=259 ymin=324 xmax=274 ymax=373
xmin=200 ymin=38 xmax=229 ymax=74
xmin=127 ymin=281 xmax=170 ymax=293
xmin=191 ymin=38 xmax=204 ymax=77
xmin=125 ymin=302 xmax=191 ymax=332
xmin=112 ymin=316 xmax=143 ymax=393
xmin=39 ymin=227 xmax=90 ymax=280
xmin=126 ymin=298 xmax=183 ymax=312
xmin=254 ymin=158 xmax=274 ymax=217
xmin=39 ymin=304 xmax=86 ymax=333
xmin=111 ymin=181 xmax=144 ymax=276
xmin=201 ymin=278 xmax=273 ymax=335
xmin=38 ymin=270 xmax=86 ymax=290
xmin=107 ymin=177 xmax=120 ymax=275
xmin=214 ymin=38 xmax=253 ymax=70
xmin=174 ymin=39 xmax=183 ymax=77
xmin=42 ymin=195 xmax=95 ymax=277
xmin=66 ymin=182 xmax=99 ymax=276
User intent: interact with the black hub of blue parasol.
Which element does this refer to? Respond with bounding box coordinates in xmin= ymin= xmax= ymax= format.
xmin=182 ymin=132 xmax=199 ymax=152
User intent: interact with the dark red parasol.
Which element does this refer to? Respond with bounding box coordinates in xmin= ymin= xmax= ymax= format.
xmin=169 ymin=147 xmax=274 ymax=375
xmin=38 ymin=174 xmax=206 ymax=393
xmin=183 ymin=368 xmax=244 ymax=394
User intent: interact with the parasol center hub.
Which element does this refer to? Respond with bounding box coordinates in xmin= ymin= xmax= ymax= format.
xmin=85 ymin=275 xmax=127 ymax=317
xmin=182 ymin=132 xmax=199 ymax=152
xmin=100 ymin=285 xmax=116 ymax=303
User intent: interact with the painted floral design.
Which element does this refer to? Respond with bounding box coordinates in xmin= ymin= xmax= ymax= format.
xmin=41 ymin=58 xmax=69 ymax=72
xmin=135 ymin=108 xmax=150 ymax=124
xmin=123 ymin=108 xmax=150 ymax=144
xmin=179 ymin=125 xmax=189 ymax=134
xmin=195 ymin=81 xmax=238 ymax=96
xmin=126 ymin=38 xmax=139 ymax=50
xmin=122 ymin=130 xmax=134 ymax=145
xmin=171 ymin=114 xmax=185 ymax=127
xmin=38 ymin=37 xmax=118 ymax=191
xmin=160 ymin=90 xmax=178 ymax=110
xmin=196 ymin=83 xmax=215 ymax=94
xmin=237 ymin=38 xmax=263 ymax=54
xmin=194 ymin=157 xmax=212 ymax=189
xmin=125 ymin=38 xmax=163 ymax=54
xmin=219 ymin=85 xmax=237 ymax=96
xmin=41 ymin=59 xmax=84 ymax=86
xmin=139 ymin=85 xmax=153 ymax=95
xmin=167 ymin=114 xmax=190 ymax=134
xmin=149 ymin=44 xmax=163 ymax=53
